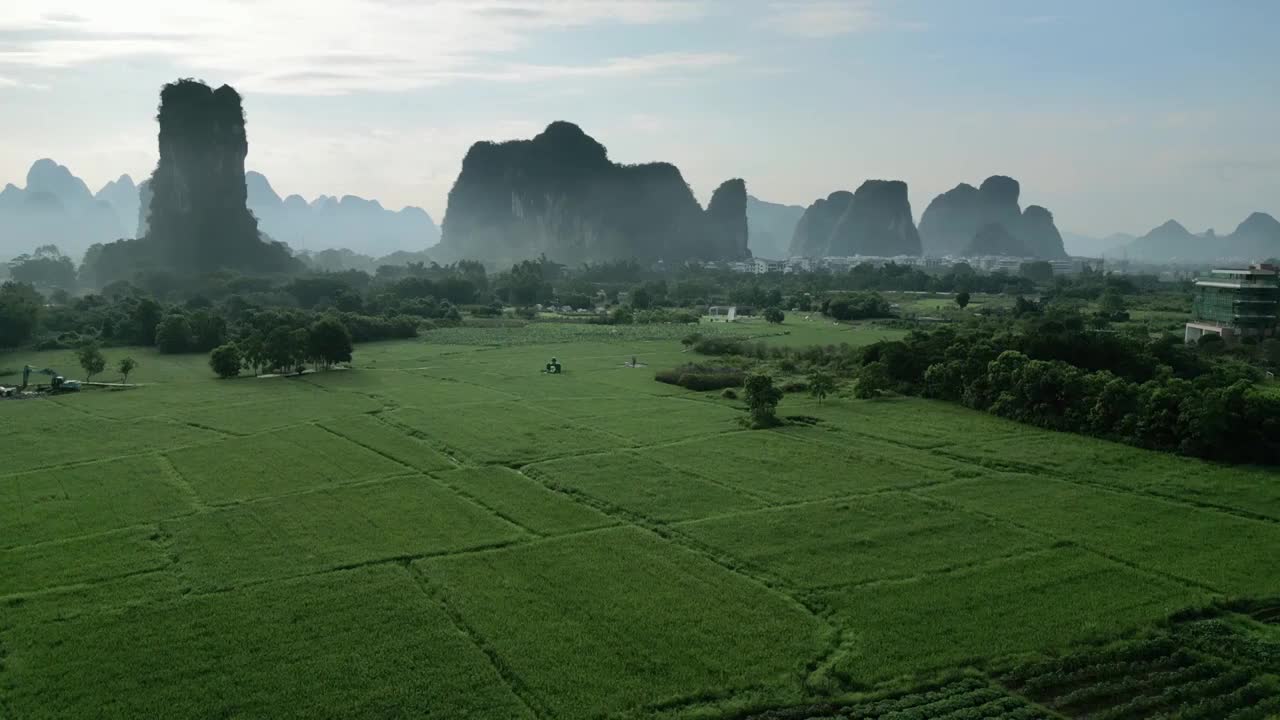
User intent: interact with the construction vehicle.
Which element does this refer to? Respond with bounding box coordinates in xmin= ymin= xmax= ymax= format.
xmin=21 ymin=365 xmax=77 ymax=392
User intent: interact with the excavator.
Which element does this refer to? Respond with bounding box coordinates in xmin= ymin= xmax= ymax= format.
xmin=20 ymin=365 xmax=78 ymax=393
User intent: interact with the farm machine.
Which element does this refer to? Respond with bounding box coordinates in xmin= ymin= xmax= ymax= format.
xmin=19 ymin=365 xmax=80 ymax=393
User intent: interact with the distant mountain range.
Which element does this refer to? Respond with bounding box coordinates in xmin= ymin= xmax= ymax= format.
xmin=746 ymin=195 xmax=804 ymax=259
xmin=0 ymin=159 xmax=439 ymax=261
xmin=1116 ymin=213 xmax=1280 ymax=263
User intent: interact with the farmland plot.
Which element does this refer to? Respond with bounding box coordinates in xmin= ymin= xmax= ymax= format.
xmin=927 ymin=474 xmax=1280 ymax=595
xmin=386 ymin=401 xmax=618 ymax=465
xmin=677 ymin=493 xmax=1045 ymax=589
xmin=166 ymin=475 xmax=525 ymax=590
xmin=166 ymin=423 xmax=404 ymax=504
xmin=529 ymin=450 xmax=765 ymax=522
xmin=819 ymin=547 xmax=1207 ymax=683
xmin=650 ymin=431 xmax=949 ymax=502
xmin=417 ymin=526 xmax=828 ymax=720
xmin=1 ymin=565 xmax=535 ymax=720
xmin=0 ymin=455 xmax=193 ymax=546
xmin=433 ymin=466 xmax=614 ymax=535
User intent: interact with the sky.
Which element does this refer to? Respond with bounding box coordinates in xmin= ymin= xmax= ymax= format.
xmin=0 ymin=0 xmax=1276 ymax=237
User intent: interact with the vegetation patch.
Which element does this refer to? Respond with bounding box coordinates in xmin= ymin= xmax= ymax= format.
xmin=416 ymin=527 xmax=827 ymax=720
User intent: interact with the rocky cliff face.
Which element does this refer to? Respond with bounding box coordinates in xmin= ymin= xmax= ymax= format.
xmin=144 ymin=80 xmax=271 ymax=271
xmin=966 ymin=223 xmax=1026 ymax=256
xmin=81 ymin=80 xmax=297 ymax=286
xmin=1020 ymin=205 xmax=1066 ymax=259
xmin=436 ymin=121 xmax=750 ymax=264
xmin=789 ymin=181 xmax=920 ymax=257
xmin=705 ymin=179 xmax=749 ymax=260
xmin=919 ymin=175 xmax=1067 ymax=258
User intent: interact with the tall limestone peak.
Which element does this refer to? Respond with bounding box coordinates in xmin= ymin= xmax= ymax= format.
xmin=790 ymin=183 xmax=920 ymax=257
xmin=1019 ymin=205 xmax=1067 ymax=258
xmin=437 ymin=122 xmax=748 ymax=264
xmin=26 ymin=158 xmax=93 ymax=210
xmin=82 ymin=79 xmax=297 ymax=286
xmin=705 ymin=178 xmax=750 ymax=259
xmin=919 ymin=175 xmax=1065 ymax=257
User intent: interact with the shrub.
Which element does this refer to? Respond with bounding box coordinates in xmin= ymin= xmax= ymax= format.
xmin=781 ymin=380 xmax=808 ymax=393
xmin=721 ymin=388 xmax=738 ymax=399
xmin=693 ymin=336 xmax=746 ymax=356
xmin=654 ymin=363 xmax=746 ymax=391
xmin=763 ymin=307 xmax=785 ymax=324
xmin=209 ymin=342 xmax=243 ymax=379
xmin=743 ymin=372 xmax=783 ymax=428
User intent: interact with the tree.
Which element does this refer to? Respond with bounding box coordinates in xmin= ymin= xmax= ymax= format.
xmin=1095 ymin=288 xmax=1126 ymax=313
xmin=763 ymin=307 xmax=785 ymax=324
xmin=1020 ymin=261 xmax=1054 ymax=284
xmin=189 ymin=310 xmax=227 ymax=352
xmin=307 ymin=316 xmax=353 ymax=370
xmin=76 ymin=341 xmax=106 ymax=382
xmin=630 ymin=286 xmax=653 ymax=309
xmin=264 ymin=326 xmax=304 ymax=374
xmin=0 ymin=281 xmax=41 ymax=348
xmin=209 ymin=343 xmax=243 ymax=378
xmin=853 ymin=361 xmax=891 ymax=399
xmin=118 ymin=356 xmax=137 ymax=383
xmin=808 ymin=370 xmax=835 ymax=404
xmin=155 ymin=313 xmax=194 ymax=353
xmin=743 ymin=372 xmax=783 ymax=428
xmin=955 ymin=291 xmax=971 ymax=309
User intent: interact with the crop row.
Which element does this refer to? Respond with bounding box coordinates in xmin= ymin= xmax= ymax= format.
xmin=837 ymin=679 xmax=1051 ymax=720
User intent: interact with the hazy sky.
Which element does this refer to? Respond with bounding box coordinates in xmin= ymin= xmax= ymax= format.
xmin=1 ymin=0 xmax=1276 ymax=237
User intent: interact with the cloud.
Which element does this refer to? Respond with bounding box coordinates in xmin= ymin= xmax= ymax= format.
xmin=763 ymin=0 xmax=885 ymax=38
xmin=0 ymin=0 xmax=714 ymax=94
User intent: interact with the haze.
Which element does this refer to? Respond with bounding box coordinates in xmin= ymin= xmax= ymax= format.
xmin=0 ymin=0 xmax=1276 ymax=238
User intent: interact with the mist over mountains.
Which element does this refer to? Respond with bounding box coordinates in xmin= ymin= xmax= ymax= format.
xmin=0 ymin=159 xmax=439 ymax=262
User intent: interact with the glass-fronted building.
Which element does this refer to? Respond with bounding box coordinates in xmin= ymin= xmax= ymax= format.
xmin=1185 ymin=264 xmax=1280 ymax=342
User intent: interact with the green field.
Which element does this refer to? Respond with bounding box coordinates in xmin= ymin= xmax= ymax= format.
xmin=3 ymin=319 xmax=1279 ymax=718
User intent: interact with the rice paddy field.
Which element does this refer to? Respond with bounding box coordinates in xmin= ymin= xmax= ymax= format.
xmin=2 ymin=319 xmax=1278 ymax=719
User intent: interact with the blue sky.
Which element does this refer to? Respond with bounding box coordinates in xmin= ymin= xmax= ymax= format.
xmin=1 ymin=0 xmax=1276 ymax=237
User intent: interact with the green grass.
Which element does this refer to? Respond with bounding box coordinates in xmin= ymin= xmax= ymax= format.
xmin=416 ymin=527 xmax=828 ymax=720
xmin=166 ymin=423 xmax=405 ymax=504
xmin=433 ymin=466 xmax=615 ymax=535
xmin=820 ymin=547 xmax=1208 ymax=683
xmin=927 ymin=475 xmax=1280 ymax=595
xmin=3 ymin=331 xmax=1280 ymax=718
xmin=677 ymin=493 xmax=1045 ymax=589
xmin=0 ymin=526 xmax=167 ymax=596
xmin=0 ymin=455 xmax=193 ymax=546
xmin=165 ymin=475 xmax=525 ymax=591
xmin=1 ymin=565 xmax=535 ymax=720
xmin=317 ymin=413 xmax=455 ymax=472
xmin=529 ymin=450 xmax=765 ymax=522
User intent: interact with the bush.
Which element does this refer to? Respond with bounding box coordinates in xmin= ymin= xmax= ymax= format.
xmin=693 ymin=336 xmax=746 ymax=356
xmin=721 ymin=388 xmax=738 ymax=399
xmin=209 ymin=342 xmax=243 ymax=378
xmin=763 ymin=307 xmax=785 ymax=324
xmin=654 ymin=363 xmax=746 ymax=391
xmin=781 ymin=380 xmax=808 ymax=393
xmin=743 ymin=372 xmax=783 ymax=428
xmin=824 ymin=292 xmax=892 ymax=321
xmin=155 ymin=313 xmax=194 ymax=353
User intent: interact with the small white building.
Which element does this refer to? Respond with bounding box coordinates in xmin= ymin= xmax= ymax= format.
xmin=708 ymin=305 xmax=738 ymax=322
